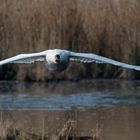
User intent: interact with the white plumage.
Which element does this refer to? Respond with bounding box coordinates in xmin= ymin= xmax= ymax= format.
xmin=0 ymin=49 xmax=140 ymax=71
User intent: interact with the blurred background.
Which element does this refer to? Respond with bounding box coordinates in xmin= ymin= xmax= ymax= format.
xmin=0 ymin=0 xmax=139 ymax=81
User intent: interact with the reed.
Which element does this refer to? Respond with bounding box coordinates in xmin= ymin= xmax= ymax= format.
xmin=0 ymin=0 xmax=139 ymax=80
xmin=1 ymin=119 xmax=102 ymax=140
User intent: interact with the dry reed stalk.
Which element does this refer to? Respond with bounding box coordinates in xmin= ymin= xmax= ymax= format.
xmin=51 ymin=119 xmax=76 ymax=140
xmin=0 ymin=0 xmax=139 ymax=80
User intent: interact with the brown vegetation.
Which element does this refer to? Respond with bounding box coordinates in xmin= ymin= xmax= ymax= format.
xmin=0 ymin=119 xmax=101 ymax=140
xmin=0 ymin=0 xmax=139 ymax=80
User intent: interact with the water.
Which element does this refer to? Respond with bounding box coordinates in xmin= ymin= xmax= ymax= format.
xmin=0 ymin=80 xmax=140 ymax=140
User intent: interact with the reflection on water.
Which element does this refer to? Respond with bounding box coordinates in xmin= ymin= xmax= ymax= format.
xmin=0 ymin=80 xmax=140 ymax=140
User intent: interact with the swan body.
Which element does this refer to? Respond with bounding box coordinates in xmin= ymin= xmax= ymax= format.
xmin=0 ymin=49 xmax=140 ymax=71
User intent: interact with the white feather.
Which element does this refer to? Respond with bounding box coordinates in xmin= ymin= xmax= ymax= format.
xmin=0 ymin=49 xmax=140 ymax=71
xmin=0 ymin=51 xmax=47 ymax=65
xmin=69 ymin=51 xmax=140 ymax=71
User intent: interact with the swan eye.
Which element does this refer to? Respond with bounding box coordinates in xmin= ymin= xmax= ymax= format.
xmin=55 ymin=54 xmax=60 ymax=63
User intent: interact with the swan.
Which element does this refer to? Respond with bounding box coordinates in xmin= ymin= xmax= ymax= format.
xmin=0 ymin=49 xmax=140 ymax=71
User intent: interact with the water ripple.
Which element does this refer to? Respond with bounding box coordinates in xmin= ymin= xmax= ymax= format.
xmin=0 ymin=92 xmax=140 ymax=110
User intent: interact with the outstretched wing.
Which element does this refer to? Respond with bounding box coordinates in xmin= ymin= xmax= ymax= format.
xmin=0 ymin=51 xmax=47 ymax=66
xmin=69 ymin=51 xmax=140 ymax=71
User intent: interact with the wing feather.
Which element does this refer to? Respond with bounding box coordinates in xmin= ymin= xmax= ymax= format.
xmin=0 ymin=51 xmax=47 ymax=66
xmin=69 ymin=51 xmax=140 ymax=71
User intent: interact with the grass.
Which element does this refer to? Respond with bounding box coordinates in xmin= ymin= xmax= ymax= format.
xmin=0 ymin=0 xmax=139 ymax=80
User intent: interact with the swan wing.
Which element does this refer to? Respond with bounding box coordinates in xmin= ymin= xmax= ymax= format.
xmin=69 ymin=51 xmax=140 ymax=71
xmin=0 ymin=51 xmax=47 ymax=65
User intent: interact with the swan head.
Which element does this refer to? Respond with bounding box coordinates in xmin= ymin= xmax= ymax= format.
xmin=46 ymin=50 xmax=64 ymax=64
xmin=45 ymin=49 xmax=70 ymax=71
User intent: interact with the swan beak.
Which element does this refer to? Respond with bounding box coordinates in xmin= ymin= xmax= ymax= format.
xmin=55 ymin=54 xmax=60 ymax=63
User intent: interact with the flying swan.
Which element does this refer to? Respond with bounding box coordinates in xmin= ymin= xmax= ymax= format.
xmin=0 ymin=49 xmax=140 ymax=71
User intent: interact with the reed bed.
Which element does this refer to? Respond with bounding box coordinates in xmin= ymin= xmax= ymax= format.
xmin=0 ymin=0 xmax=139 ymax=80
xmin=0 ymin=119 xmax=102 ymax=140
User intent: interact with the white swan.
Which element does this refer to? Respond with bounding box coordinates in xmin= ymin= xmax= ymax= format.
xmin=0 ymin=49 xmax=140 ymax=71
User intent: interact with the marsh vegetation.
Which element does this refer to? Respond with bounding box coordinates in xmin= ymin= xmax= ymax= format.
xmin=0 ymin=0 xmax=139 ymax=81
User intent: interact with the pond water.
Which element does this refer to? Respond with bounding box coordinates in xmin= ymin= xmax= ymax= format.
xmin=0 ymin=80 xmax=140 ymax=140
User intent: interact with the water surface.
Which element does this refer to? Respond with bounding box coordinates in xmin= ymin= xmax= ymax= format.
xmin=0 ymin=80 xmax=140 ymax=140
